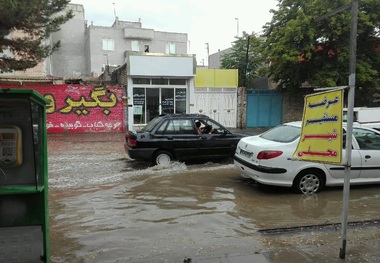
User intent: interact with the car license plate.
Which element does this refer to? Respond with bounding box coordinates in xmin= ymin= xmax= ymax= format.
xmin=240 ymin=149 xmax=252 ymax=158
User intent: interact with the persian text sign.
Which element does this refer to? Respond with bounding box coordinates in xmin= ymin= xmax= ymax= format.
xmin=2 ymin=84 xmax=125 ymax=133
xmin=293 ymin=89 xmax=343 ymax=164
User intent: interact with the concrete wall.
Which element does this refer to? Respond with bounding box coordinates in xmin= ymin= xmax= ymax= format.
xmin=153 ymin=31 xmax=188 ymax=54
xmin=84 ymin=21 xmax=188 ymax=77
xmin=208 ymin=48 xmax=232 ymax=69
xmin=50 ymin=4 xmax=86 ymax=78
xmin=85 ymin=25 xmax=127 ymax=76
xmin=51 ymin=4 xmax=189 ymax=78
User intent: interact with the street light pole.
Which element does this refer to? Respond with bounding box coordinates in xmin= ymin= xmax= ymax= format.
xmin=205 ymin=42 xmax=209 ymax=68
xmin=113 ymin=2 xmax=116 ymax=19
xmin=235 ymin=18 xmax=239 ymax=37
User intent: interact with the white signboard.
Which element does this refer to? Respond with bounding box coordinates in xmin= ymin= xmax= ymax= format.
xmin=133 ymin=105 xmax=143 ymax=115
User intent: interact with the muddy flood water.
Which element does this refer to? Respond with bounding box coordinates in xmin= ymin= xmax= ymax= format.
xmin=47 ymin=133 xmax=380 ymax=263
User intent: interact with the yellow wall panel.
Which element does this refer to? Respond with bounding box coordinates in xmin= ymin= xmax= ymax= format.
xmin=195 ymin=69 xmax=238 ymax=88
xmin=214 ymin=69 xmax=238 ymax=87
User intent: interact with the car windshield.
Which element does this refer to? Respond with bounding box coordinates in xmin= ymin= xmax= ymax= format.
xmin=260 ymin=124 xmax=301 ymax=143
xmin=142 ymin=116 xmax=162 ymax=132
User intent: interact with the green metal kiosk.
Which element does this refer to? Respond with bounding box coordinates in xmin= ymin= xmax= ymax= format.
xmin=0 ymin=89 xmax=50 ymax=262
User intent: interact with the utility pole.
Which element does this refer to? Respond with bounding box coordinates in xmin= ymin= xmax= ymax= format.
xmin=316 ymin=1 xmax=359 ymax=259
xmin=340 ymin=0 xmax=358 ymax=258
xmin=244 ymin=35 xmax=250 ymax=88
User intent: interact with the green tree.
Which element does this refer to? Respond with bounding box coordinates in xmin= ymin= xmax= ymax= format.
xmin=262 ymin=0 xmax=380 ymax=92
xmin=220 ymin=31 xmax=267 ymax=87
xmin=0 ymin=0 xmax=73 ymax=72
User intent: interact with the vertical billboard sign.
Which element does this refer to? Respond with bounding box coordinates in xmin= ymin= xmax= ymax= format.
xmin=293 ymin=89 xmax=343 ymax=164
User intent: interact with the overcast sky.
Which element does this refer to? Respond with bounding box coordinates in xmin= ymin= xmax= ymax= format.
xmin=70 ymin=0 xmax=278 ymax=66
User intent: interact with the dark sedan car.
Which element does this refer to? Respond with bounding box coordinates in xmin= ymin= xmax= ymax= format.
xmin=124 ymin=114 xmax=246 ymax=165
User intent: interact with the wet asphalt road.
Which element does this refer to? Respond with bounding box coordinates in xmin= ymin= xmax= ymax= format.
xmin=47 ymin=133 xmax=380 ymax=263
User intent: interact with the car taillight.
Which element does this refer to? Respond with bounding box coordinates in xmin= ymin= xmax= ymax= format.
xmin=125 ymin=131 xmax=137 ymax=146
xmin=257 ymin=150 xmax=283 ymax=160
xmin=128 ymin=138 xmax=137 ymax=147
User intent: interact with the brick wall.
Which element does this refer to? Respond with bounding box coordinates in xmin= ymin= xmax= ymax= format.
xmin=282 ymin=88 xmax=314 ymax=123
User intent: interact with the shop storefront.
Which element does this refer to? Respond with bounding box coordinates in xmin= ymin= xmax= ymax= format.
xmin=126 ymin=53 xmax=196 ymax=130
xmin=132 ymin=78 xmax=187 ymax=124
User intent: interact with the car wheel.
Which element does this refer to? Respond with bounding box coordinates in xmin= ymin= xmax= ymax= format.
xmin=293 ymin=170 xmax=324 ymax=194
xmin=153 ymin=151 xmax=173 ymax=165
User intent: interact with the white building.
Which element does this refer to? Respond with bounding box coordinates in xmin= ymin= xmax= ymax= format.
xmin=125 ymin=53 xmax=197 ymax=130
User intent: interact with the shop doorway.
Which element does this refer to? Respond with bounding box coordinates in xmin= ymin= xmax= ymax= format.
xmin=133 ymin=87 xmax=187 ymax=125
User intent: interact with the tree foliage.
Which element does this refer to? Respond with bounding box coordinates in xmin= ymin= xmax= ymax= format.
xmin=0 ymin=0 xmax=73 ymax=72
xmin=262 ymin=0 xmax=380 ymax=91
xmin=220 ymin=32 xmax=267 ymax=87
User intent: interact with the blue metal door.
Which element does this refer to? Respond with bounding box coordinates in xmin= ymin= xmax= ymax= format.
xmin=246 ymin=89 xmax=282 ymax=128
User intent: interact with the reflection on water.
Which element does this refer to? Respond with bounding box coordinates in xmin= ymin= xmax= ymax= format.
xmin=48 ymin=134 xmax=380 ymax=262
xmin=49 ymin=167 xmax=261 ymax=262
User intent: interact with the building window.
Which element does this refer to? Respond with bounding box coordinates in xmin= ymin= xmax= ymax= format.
xmin=161 ymin=88 xmax=174 ymax=114
xmin=170 ymin=79 xmax=186 ymax=85
xmin=132 ymin=78 xmax=186 ymax=86
xmin=102 ymin=38 xmax=114 ymax=51
xmin=175 ymin=88 xmax=186 ymax=114
xmin=152 ymin=78 xmax=169 ymax=85
xmin=133 ymin=88 xmax=146 ymax=124
xmin=131 ymin=40 xmax=139 ymax=52
xmin=166 ymin=43 xmax=176 ymax=54
xmin=133 ymin=78 xmax=150 ymax=84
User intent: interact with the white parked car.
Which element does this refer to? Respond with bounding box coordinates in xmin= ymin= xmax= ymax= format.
xmin=234 ymin=121 xmax=380 ymax=194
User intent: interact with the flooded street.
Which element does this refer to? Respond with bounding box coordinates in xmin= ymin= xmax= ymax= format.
xmin=48 ymin=133 xmax=380 ymax=263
